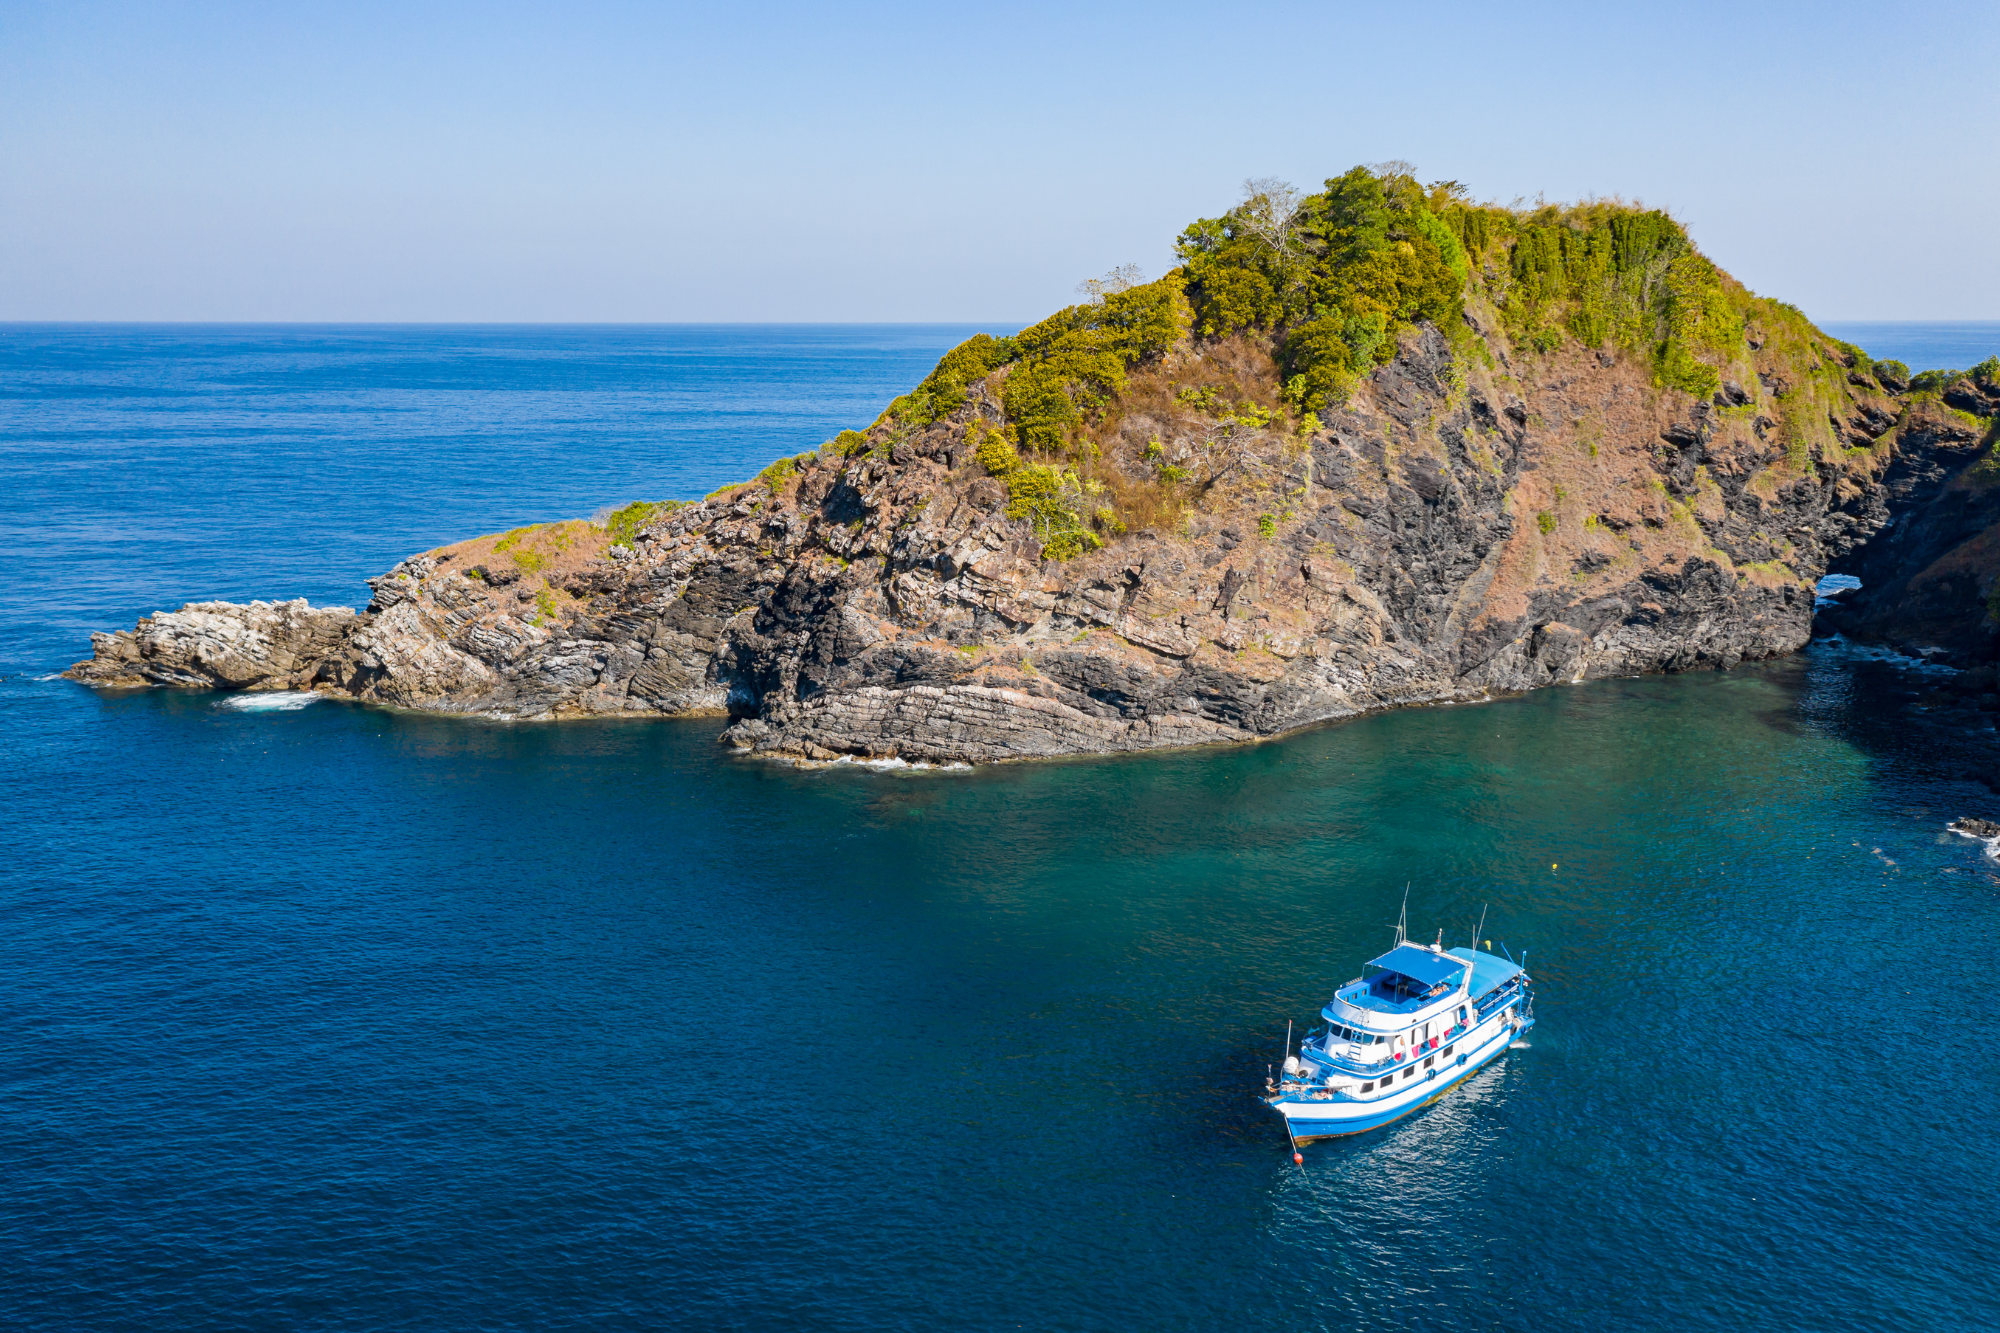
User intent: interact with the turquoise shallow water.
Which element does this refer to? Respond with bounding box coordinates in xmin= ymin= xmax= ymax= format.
xmin=3 ymin=327 xmax=1998 ymax=1330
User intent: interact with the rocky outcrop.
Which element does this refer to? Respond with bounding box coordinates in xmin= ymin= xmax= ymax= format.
xmin=1817 ymin=381 xmax=2000 ymax=663
xmin=64 ymin=311 xmax=1994 ymax=763
xmin=68 ymin=599 xmax=358 ymax=690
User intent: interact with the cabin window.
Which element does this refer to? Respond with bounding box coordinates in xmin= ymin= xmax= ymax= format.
xmin=1423 ymin=1055 xmax=1433 ymax=1068
xmin=1442 ymin=1045 xmax=1453 ymax=1058
xmin=1402 ymin=1067 xmax=1414 ymax=1081
xmin=1361 ymin=1081 xmax=1373 ymax=1093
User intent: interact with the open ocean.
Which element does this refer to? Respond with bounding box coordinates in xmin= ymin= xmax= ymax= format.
xmin=3 ymin=324 xmax=1998 ymax=1331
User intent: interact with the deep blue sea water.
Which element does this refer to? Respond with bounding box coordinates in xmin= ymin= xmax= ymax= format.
xmin=3 ymin=326 xmax=1999 ymax=1332
xmin=1821 ymin=321 xmax=2000 ymax=375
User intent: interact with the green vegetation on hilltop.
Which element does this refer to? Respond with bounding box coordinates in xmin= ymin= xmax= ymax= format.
xmin=1001 ymin=277 xmax=1187 ymax=451
xmin=1178 ymin=168 xmax=1467 ymax=412
xmin=709 ymin=164 xmax=1900 ymax=563
xmin=877 ymin=333 xmax=1014 ymax=432
xmin=1176 ymin=165 xmax=1747 ymax=407
xmin=866 ymin=277 xmax=1187 ymax=457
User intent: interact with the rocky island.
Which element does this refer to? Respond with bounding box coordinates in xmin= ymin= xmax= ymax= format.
xmin=69 ymin=166 xmax=2000 ymax=763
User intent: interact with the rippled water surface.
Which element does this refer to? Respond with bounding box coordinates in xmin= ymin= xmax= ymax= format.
xmin=3 ymin=327 xmax=1997 ymax=1331
xmin=1821 ymin=320 xmax=2000 ymax=375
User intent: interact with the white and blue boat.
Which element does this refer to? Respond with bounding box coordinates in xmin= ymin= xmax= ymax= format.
xmin=1265 ymin=928 xmax=1534 ymax=1142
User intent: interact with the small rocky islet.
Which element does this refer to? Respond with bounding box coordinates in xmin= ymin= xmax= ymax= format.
xmin=69 ymin=166 xmax=2000 ymax=765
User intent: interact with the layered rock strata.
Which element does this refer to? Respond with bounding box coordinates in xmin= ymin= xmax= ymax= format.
xmin=70 ymin=319 xmax=1977 ymax=764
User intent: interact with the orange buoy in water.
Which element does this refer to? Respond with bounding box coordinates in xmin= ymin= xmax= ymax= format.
xmin=1292 ymin=1152 xmax=1303 ymax=1165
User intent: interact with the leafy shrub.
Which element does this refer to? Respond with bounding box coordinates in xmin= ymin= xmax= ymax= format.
xmin=973 ymin=423 xmax=1021 ymax=476
xmin=1000 ymin=276 xmax=1188 ymax=451
xmin=1873 ymin=359 xmax=1911 ymax=392
xmin=1257 ymin=513 xmax=1277 ymax=538
xmin=1438 ymin=196 xmax=1513 ymax=259
xmin=1537 ymin=511 xmax=1557 ymax=535
xmin=1004 ymin=463 xmax=1103 ymax=560
xmin=968 ymin=421 xmax=1103 ymax=559
xmin=1655 ymin=253 xmax=1733 ymax=398
xmin=1002 ymin=360 xmax=1085 ymax=452
xmin=827 ymin=429 xmax=871 ymax=459
xmin=878 ymin=333 xmax=1016 ymax=430
xmin=1278 ymin=316 xmax=1354 ymax=412
xmin=756 ymin=457 xmax=797 ymax=490
xmin=1973 ymin=356 xmax=2000 ymax=388
xmin=1413 ymin=209 xmax=1470 ymax=283
xmin=603 ymin=500 xmax=683 ymax=545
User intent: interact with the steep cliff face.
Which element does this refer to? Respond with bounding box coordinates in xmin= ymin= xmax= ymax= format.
xmin=1817 ymin=377 xmax=2000 ymax=662
xmin=66 ymin=169 xmax=1999 ymax=761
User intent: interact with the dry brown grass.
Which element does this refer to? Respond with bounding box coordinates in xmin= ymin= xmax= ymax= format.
xmin=1073 ymin=334 xmax=1290 ymax=539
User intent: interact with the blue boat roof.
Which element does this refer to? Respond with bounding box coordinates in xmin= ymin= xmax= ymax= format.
xmin=1367 ymin=943 xmax=1467 ymax=988
xmin=1446 ymin=947 xmax=1523 ymax=999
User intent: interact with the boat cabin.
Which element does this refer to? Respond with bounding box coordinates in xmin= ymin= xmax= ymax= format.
xmin=1345 ymin=943 xmax=1467 ymax=1014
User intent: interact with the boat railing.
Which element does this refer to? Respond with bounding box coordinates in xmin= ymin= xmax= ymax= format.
xmin=1300 ymin=1017 xmax=1487 ymax=1077
xmin=1277 ymin=1016 xmax=1518 ymax=1097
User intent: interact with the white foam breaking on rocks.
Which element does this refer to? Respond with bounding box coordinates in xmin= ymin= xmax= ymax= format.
xmin=791 ymin=754 xmax=972 ymax=772
xmin=1947 ymin=819 xmax=2000 ymax=860
xmin=218 ymin=691 xmax=322 ymax=712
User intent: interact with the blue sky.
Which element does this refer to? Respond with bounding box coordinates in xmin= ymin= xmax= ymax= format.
xmin=3 ymin=0 xmax=1995 ymax=322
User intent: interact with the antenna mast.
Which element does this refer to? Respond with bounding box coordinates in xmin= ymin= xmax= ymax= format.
xmin=1395 ymin=884 xmax=1410 ymax=947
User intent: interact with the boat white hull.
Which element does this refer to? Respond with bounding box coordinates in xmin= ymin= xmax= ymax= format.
xmin=1269 ymin=1004 xmax=1527 ymax=1142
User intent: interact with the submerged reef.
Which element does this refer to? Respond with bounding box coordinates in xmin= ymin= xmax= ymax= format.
xmin=70 ymin=165 xmax=2000 ymax=762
